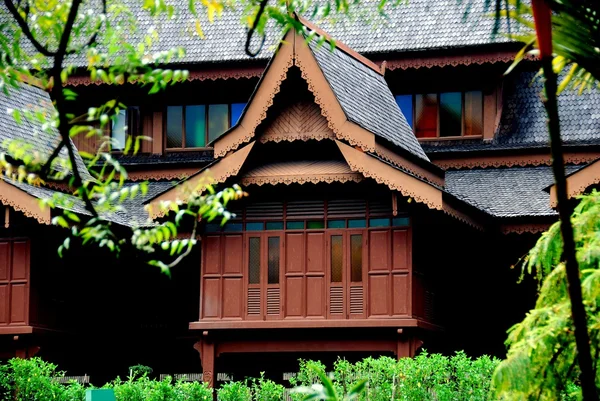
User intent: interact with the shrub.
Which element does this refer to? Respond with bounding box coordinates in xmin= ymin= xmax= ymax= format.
xmin=293 ymin=351 xmax=502 ymax=401
xmin=251 ymin=373 xmax=285 ymax=401
xmin=217 ymin=381 xmax=252 ymax=401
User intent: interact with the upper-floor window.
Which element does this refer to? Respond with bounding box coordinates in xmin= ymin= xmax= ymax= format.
xmin=166 ymin=103 xmax=246 ymax=149
xmin=395 ymin=91 xmax=483 ymax=139
xmin=111 ymin=106 xmax=140 ymax=151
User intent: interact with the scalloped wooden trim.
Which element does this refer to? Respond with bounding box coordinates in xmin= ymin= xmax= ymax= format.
xmin=241 ymin=173 xmax=363 ymax=186
xmin=126 ymin=168 xmax=198 ymax=182
xmin=550 ymin=158 xmax=600 ymax=207
xmin=0 ymin=180 xmax=51 ymax=224
xmin=67 ymin=66 xmax=264 ymax=87
xmin=146 ymin=142 xmax=255 ymax=219
xmin=501 ymin=223 xmax=551 ymax=234
xmin=431 ymin=152 xmax=600 ymax=170
xmin=441 ymin=201 xmax=484 ymax=231
xmin=384 ymin=52 xmax=537 ymax=71
xmin=336 ymin=140 xmax=442 ymax=210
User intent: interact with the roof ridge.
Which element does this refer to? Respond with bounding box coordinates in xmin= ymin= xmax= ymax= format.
xmin=296 ymin=14 xmax=383 ymax=75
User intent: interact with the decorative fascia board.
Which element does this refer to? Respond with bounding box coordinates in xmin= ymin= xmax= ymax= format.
xmin=500 ymin=222 xmax=551 ymax=235
xmin=336 ymin=140 xmax=442 ymax=211
xmin=0 ymin=180 xmax=51 ymax=225
xmin=432 ymin=152 xmax=600 ymax=170
xmin=384 ymin=52 xmax=537 ymax=71
xmin=549 ymin=158 xmax=600 ymax=208
xmin=146 ymin=142 xmax=255 ymax=219
xmin=241 ymin=173 xmax=363 ymax=186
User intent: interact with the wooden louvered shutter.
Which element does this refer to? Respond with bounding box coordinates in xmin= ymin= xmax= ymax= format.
xmin=328 ymin=232 xmax=345 ymax=317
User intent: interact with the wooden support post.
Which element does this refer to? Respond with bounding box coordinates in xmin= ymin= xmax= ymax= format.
xmin=193 ymin=331 xmax=217 ymax=388
xmin=396 ymin=330 xmax=423 ymax=360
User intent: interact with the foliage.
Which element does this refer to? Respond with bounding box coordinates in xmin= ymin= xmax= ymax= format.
xmin=491 ymin=190 xmax=600 ymax=400
xmin=105 ymin=376 xmax=212 ymax=401
xmin=127 ymin=364 xmax=153 ymax=378
xmin=501 ymin=0 xmax=600 ymax=93
xmin=251 ymin=373 xmax=286 ymax=401
xmin=291 ymin=352 xmax=500 ymax=401
xmin=217 ymin=381 xmax=252 ymax=401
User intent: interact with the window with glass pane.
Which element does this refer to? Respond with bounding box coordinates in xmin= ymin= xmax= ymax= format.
xmin=268 ymin=237 xmax=280 ymax=284
xmin=286 ymin=221 xmax=304 ymax=230
xmin=464 ymin=91 xmax=483 ymax=136
xmin=246 ymin=222 xmax=264 ymax=231
xmin=369 ymin=218 xmax=391 ymax=228
xmin=348 ymin=219 xmax=366 ymax=228
xmin=350 ymin=235 xmax=362 ymax=282
xmin=112 ymin=109 xmax=127 ymax=150
xmin=208 ymin=104 xmax=229 ymax=143
xmin=266 ymin=222 xmax=284 ymax=230
xmin=331 ymin=235 xmax=343 ymax=282
xmin=185 ymin=105 xmax=206 ymax=147
xmin=440 ymin=92 xmax=462 ymax=137
xmin=230 ymin=103 xmax=246 ymax=126
xmin=166 ymin=106 xmax=183 ymax=148
xmin=249 ymin=237 xmax=261 ymax=284
xmin=395 ymin=95 xmax=413 ymax=128
xmin=307 ymin=221 xmax=325 ymax=229
xmin=415 ymin=94 xmax=438 ymax=138
xmin=327 ymin=220 xmax=345 ymax=229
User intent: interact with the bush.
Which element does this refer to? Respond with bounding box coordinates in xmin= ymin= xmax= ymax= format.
xmin=292 ymin=351 xmax=501 ymax=401
xmin=0 ymin=352 xmax=509 ymax=401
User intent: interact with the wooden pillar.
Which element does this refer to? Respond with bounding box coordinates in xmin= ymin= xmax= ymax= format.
xmin=193 ymin=331 xmax=217 ymax=388
xmin=396 ymin=330 xmax=423 ymax=359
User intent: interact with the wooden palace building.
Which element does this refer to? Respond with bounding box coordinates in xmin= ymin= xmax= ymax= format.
xmin=2 ymin=0 xmax=600 ymax=384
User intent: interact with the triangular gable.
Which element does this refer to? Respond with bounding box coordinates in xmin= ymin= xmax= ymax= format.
xmin=211 ymin=22 xmax=438 ymax=184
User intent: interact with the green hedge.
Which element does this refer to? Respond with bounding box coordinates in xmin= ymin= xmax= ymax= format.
xmin=0 ymin=352 xmax=501 ymax=401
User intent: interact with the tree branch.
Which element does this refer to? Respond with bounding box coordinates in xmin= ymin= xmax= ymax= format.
xmin=245 ymin=0 xmax=268 ymax=57
xmin=540 ymin=55 xmax=598 ymax=401
xmin=38 ymin=139 xmax=65 ymax=180
xmin=50 ymin=0 xmax=99 ymax=218
xmin=65 ymin=0 xmax=107 ymax=55
xmin=3 ymin=0 xmax=56 ymax=57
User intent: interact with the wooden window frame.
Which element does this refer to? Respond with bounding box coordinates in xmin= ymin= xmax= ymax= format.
xmin=399 ymin=92 xmax=484 ymax=141
xmin=164 ymin=104 xmax=234 ymax=152
xmin=110 ymin=106 xmax=140 ymax=153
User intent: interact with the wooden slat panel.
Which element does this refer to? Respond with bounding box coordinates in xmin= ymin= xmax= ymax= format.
xmin=0 ymin=241 xmax=9 ymax=281
xmin=306 ymin=276 xmax=325 ymax=317
xmin=306 ymin=233 xmax=325 ymax=273
xmin=11 ymin=241 xmax=27 ymax=281
xmin=286 ymin=200 xmax=324 ymax=219
xmin=329 ymin=287 xmax=343 ymax=315
xmin=223 ymin=235 xmax=243 ymax=274
xmin=350 ymin=285 xmax=363 ymax=315
xmin=285 ymin=277 xmax=303 ymax=317
xmin=246 ymin=202 xmax=284 ymax=219
xmin=392 ymin=273 xmax=409 ymax=316
xmin=0 ymin=285 xmax=8 ymax=324
xmin=247 ymin=288 xmax=261 ymax=316
xmin=222 ymin=278 xmax=243 ymax=318
xmin=285 ymin=233 xmax=304 ymax=273
xmin=327 ymin=199 xmax=366 ymax=218
xmin=9 ymin=283 xmax=26 ymax=324
xmin=369 ymin=231 xmax=390 ymax=271
xmin=204 ymin=236 xmax=221 ymax=275
xmin=202 ymin=279 xmax=220 ymax=318
xmin=368 ymin=275 xmax=389 ymax=316
xmin=266 ymin=288 xmax=280 ymax=316
xmin=392 ymin=230 xmax=409 ymax=270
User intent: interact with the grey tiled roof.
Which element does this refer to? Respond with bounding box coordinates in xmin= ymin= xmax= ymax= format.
xmin=6 ymin=179 xmax=176 ymax=227
xmin=445 ymin=165 xmax=582 ymax=217
xmin=0 ymin=83 xmax=93 ymax=181
xmin=3 ymin=0 xmax=510 ymax=66
xmin=422 ymin=72 xmax=600 ymax=154
xmin=308 ymin=39 xmax=429 ymax=161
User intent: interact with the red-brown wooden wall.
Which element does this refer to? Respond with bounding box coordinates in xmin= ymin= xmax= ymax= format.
xmin=199 ymin=226 xmax=412 ymax=322
xmin=0 ymin=238 xmax=30 ymax=327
